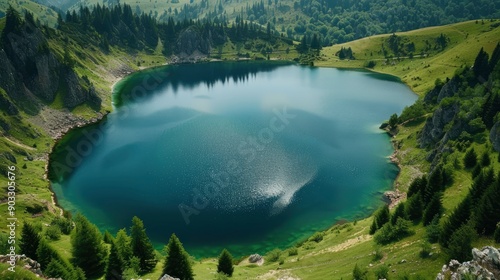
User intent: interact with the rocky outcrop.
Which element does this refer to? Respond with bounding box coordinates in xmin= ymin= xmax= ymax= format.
xmin=0 ymin=20 xmax=101 ymax=113
xmin=436 ymin=246 xmax=500 ymax=280
xmin=170 ymin=25 xmax=215 ymax=63
xmin=419 ymin=103 xmax=460 ymax=148
xmin=0 ymin=254 xmax=42 ymax=278
xmin=424 ymin=76 xmax=461 ymax=104
xmin=491 ymin=121 xmax=500 ymax=152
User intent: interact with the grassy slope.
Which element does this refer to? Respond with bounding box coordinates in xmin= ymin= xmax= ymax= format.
xmin=317 ymin=20 xmax=500 ymax=96
xmin=0 ymin=0 xmax=59 ymax=27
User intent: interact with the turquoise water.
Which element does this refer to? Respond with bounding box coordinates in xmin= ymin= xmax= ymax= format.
xmin=49 ymin=62 xmax=417 ymax=258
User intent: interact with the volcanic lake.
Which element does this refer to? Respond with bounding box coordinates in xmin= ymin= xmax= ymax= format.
xmin=49 ymin=62 xmax=417 ymax=257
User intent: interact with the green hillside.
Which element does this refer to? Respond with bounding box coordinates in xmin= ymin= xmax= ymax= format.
xmin=318 ymin=19 xmax=500 ymax=95
xmin=0 ymin=0 xmax=59 ymax=27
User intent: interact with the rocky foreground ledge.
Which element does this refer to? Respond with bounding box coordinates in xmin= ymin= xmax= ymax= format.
xmin=436 ymin=246 xmax=500 ymax=280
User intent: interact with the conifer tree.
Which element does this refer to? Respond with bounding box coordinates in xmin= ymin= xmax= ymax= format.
xmin=474 ymin=174 xmax=500 ymax=235
xmin=37 ymin=238 xmax=65 ymax=270
xmin=20 ymin=222 xmax=41 ymax=260
xmin=130 ymin=216 xmax=157 ymax=273
xmin=447 ymin=224 xmax=476 ymax=262
xmin=71 ymin=214 xmax=108 ymax=278
xmin=106 ymin=240 xmax=125 ymax=280
xmin=115 ymin=228 xmax=133 ymax=267
xmin=1 ymin=6 xmax=22 ymax=41
xmin=473 ymin=47 xmax=490 ymax=80
xmin=440 ymin=196 xmax=472 ymax=248
xmin=217 ymin=249 xmax=234 ymax=277
xmin=463 ymin=148 xmax=478 ymax=169
xmin=423 ymin=193 xmax=443 ymax=226
xmin=163 ymin=234 xmax=194 ymax=280
xmin=390 ymin=203 xmax=407 ymax=225
xmin=406 ymin=191 xmax=423 ymax=221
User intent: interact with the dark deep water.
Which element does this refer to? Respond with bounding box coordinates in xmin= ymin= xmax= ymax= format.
xmin=50 ymin=62 xmax=417 ymax=257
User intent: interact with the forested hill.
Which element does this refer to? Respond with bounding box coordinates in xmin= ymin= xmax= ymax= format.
xmin=26 ymin=0 xmax=500 ymax=46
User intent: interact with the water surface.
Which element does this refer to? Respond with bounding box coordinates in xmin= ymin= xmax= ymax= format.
xmin=50 ymin=62 xmax=417 ymax=257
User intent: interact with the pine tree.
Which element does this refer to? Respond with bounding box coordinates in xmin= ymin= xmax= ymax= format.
xmin=217 ymin=249 xmax=234 ymax=277
xmin=390 ymin=203 xmax=407 ymax=225
xmin=423 ymin=167 xmax=444 ymax=205
xmin=376 ymin=205 xmax=390 ymax=228
xmin=1 ymin=6 xmax=23 ymax=41
xmin=447 ymin=224 xmax=476 ymax=262
xmin=423 ymin=193 xmax=443 ymax=226
xmin=474 ymin=174 xmax=500 ymax=235
xmin=71 ymin=214 xmax=108 ymax=278
xmin=473 ymin=47 xmax=490 ymax=80
xmin=130 ymin=216 xmax=157 ymax=273
xmin=489 ymin=43 xmax=500 ymax=73
xmin=20 ymin=222 xmax=41 ymax=259
xmin=106 ymin=240 xmax=125 ymax=280
xmin=406 ymin=192 xmax=423 ymax=221
xmin=163 ymin=234 xmax=194 ymax=280
xmin=115 ymin=228 xmax=133 ymax=267
xmin=440 ymin=196 xmax=472 ymax=248
xmin=480 ymin=152 xmax=491 ymax=167
xmin=310 ymin=33 xmax=321 ymax=50
xmin=103 ymin=230 xmax=114 ymax=244
xmin=37 ymin=238 xmax=65 ymax=270
xmin=463 ymin=148 xmax=478 ymax=169
xmin=407 ymin=176 xmax=427 ymax=198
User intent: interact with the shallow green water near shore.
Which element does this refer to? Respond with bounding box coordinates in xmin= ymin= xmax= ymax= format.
xmin=50 ymin=62 xmax=417 ymax=257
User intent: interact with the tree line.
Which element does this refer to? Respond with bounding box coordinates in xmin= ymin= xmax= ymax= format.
xmin=19 ymin=214 xmax=236 ymax=279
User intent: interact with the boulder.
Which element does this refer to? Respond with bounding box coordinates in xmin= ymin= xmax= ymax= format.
xmin=159 ymin=274 xmax=180 ymax=280
xmin=249 ymin=254 xmax=263 ymax=263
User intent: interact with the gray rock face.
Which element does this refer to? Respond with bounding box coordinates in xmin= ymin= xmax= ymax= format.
xmin=436 ymin=246 xmax=500 ymax=280
xmin=424 ymin=76 xmax=460 ymax=104
xmin=0 ymin=21 xmax=101 ymax=113
xmin=174 ymin=25 xmax=212 ymax=56
xmin=490 ymin=121 xmax=500 ymax=152
xmin=419 ymin=103 xmax=460 ymax=148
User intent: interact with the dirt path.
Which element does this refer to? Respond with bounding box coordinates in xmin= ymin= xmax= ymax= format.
xmin=2 ymin=134 xmax=37 ymax=151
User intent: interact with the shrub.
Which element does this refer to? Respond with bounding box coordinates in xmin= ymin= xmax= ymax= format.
xmin=374 ymin=218 xmax=414 ymax=245
xmin=426 ymin=216 xmax=441 ymax=243
xmin=447 ymin=224 xmax=476 ymax=262
xmin=352 ymin=263 xmax=368 ymax=280
xmin=266 ymin=249 xmax=282 ymax=262
xmin=365 ymin=60 xmax=376 ymax=68
xmin=372 ymin=248 xmax=383 ymax=261
xmin=288 ymin=247 xmax=298 ymax=256
xmin=375 ymin=265 xmax=389 ymax=279
xmin=420 ymin=241 xmax=432 ymax=258
xmin=45 ymin=225 xmax=61 ymax=241
xmin=309 ymin=232 xmax=324 ymax=243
